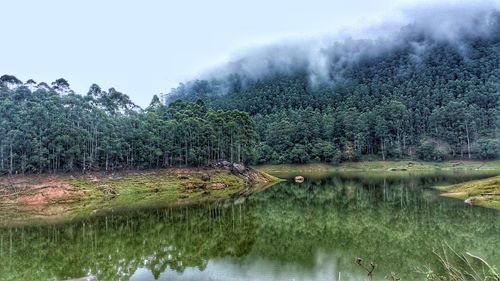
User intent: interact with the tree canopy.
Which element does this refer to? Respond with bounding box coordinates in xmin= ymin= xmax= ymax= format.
xmin=167 ymin=22 xmax=500 ymax=163
xmin=0 ymin=79 xmax=257 ymax=175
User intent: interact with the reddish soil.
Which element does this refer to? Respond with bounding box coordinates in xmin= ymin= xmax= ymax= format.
xmin=0 ymin=175 xmax=82 ymax=205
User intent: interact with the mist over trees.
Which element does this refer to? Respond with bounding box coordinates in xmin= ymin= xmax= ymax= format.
xmin=0 ymin=7 xmax=499 ymax=173
xmin=167 ymin=9 xmax=500 ymax=164
xmin=0 ymin=79 xmax=257 ymax=175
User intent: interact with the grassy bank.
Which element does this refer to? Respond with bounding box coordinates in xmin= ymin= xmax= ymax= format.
xmin=0 ymin=167 xmax=279 ymax=225
xmin=256 ymin=160 xmax=500 ymax=210
xmin=258 ymin=160 xmax=500 ymax=173
xmin=438 ymin=175 xmax=500 ymax=210
xmin=257 ymin=160 xmax=500 ymax=178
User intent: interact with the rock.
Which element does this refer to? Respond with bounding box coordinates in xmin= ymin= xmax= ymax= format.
xmin=221 ymin=160 xmax=231 ymax=167
xmin=232 ymin=163 xmax=246 ymax=173
xmin=184 ymin=182 xmax=206 ymax=189
xmin=208 ymin=182 xmax=227 ymax=190
xmin=201 ymin=191 xmax=210 ymax=197
xmin=295 ymin=176 xmax=304 ymax=183
xmin=177 ymin=174 xmax=190 ymax=180
xmin=178 ymin=194 xmax=189 ymax=199
xmin=201 ymin=174 xmax=210 ymax=181
xmin=464 ymin=198 xmax=475 ymax=205
xmin=98 ymin=184 xmax=117 ymax=197
xmin=388 ymin=167 xmax=407 ymax=171
xmin=234 ymin=197 xmax=246 ymax=205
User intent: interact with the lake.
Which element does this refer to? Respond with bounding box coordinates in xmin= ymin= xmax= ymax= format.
xmin=0 ymin=170 xmax=499 ymax=281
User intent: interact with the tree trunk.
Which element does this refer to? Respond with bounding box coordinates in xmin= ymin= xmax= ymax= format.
xmin=465 ymin=123 xmax=471 ymax=159
xmin=238 ymin=143 xmax=241 ymax=163
xmin=381 ymin=138 xmax=386 ymax=161
xmin=9 ymin=141 xmax=13 ymax=175
xmin=1 ymin=145 xmax=4 ymax=171
xmin=230 ymin=135 xmax=233 ymax=162
xmin=403 ymin=134 xmax=406 ymax=155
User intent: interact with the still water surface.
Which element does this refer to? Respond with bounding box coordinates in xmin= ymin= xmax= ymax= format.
xmin=0 ymin=170 xmax=499 ymax=281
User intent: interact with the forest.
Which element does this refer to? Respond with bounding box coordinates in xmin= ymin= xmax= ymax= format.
xmin=168 ymin=12 xmax=500 ymax=164
xmin=1 ymin=12 xmax=500 ymax=174
xmin=0 ymin=76 xmax=257 ymax=175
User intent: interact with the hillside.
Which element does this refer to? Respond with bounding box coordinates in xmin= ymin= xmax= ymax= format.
xmin=1 ymin=10 xmax=499 ymax=170
xmin=167 ymin=10 xmax=500 ymax=164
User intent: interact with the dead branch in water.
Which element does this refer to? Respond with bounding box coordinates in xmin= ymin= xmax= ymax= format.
xmin=356 ymin=257 xmax=376 ymax=281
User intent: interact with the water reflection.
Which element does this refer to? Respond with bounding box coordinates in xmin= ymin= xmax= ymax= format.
xmin=130 ymin=253 xmax=364 ymax=281
xmin=0 ymin=172 xmax=498 ymax=281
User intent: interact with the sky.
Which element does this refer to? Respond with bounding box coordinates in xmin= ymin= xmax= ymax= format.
xmin=0 ymin=0 xmax=498 ymax=107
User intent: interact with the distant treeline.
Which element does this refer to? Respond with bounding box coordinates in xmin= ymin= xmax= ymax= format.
xmin=0 ymin=77 xmax=256 ymax=175
xmin=167 ymin=18 xmax=500 ymax=164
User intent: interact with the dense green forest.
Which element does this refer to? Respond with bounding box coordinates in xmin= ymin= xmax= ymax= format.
xmin=168 ymin=12 xmax=500 ymax=164
xmin=1 ymin=12 xmax=499 ymax=173
xmin=0 ymin=76 xmax=257 ymax=174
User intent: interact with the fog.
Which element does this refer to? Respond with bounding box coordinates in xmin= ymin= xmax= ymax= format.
xmin=177 ymin=2 xmax=500 ymax=96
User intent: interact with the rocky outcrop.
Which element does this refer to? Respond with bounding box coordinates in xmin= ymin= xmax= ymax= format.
xmin=210 ymin=161 xmax=276 ymax=186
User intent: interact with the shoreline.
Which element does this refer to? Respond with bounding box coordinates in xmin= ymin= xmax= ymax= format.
xmin=257 ymin=160 xmax=500 ymax=210
xmin=1 ymin=160 xmax=499 ymax=225
xmin=437 ymin=175 xmax=500 ymax=210
xmin=257 ymin=160 xmax=500 ymax=172
xmin=0 ymin=164 xmax=279 ymax=226
xmin=257 ymin=160 xmax=500 ymax=178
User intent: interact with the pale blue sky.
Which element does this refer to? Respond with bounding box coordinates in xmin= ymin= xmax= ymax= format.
xmin=0 ymin=0 xmax=496 ymax=107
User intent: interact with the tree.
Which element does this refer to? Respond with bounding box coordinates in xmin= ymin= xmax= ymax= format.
xmin=476 ymin=139 xmax=499 ymax=160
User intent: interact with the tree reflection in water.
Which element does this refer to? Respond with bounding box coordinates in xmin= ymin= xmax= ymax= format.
xmin=0 ymin=172 xmax=498 ymax=281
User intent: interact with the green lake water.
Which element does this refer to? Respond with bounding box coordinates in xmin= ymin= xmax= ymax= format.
xmin=0 ymin=170 xmax=499 ymax=281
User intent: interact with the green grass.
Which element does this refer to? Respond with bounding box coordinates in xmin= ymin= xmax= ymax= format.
xmin=440 ymin=175 xmax=500 ymax=210
xmin=1 ymin=168 xmax=273 ymax=226
xmin=68 ymin=170 xmax=249 ymax=212
xmin=257 ymin=160 xmax=500 ymax=174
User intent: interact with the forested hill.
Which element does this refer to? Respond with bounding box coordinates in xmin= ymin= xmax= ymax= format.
xmin=167 ymin=10 xmax=500 ymax=164
xmin=0 ymin=77 xmax=257 ymax=175
xmin=1 ymin=11 xmax=499 ymax=174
